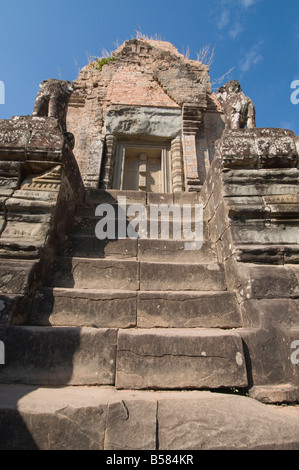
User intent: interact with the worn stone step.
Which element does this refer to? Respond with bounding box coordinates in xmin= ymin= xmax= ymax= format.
xmin=0 ymin=326 xmax=117 ymax=385
xmin=84 ymin=189 xmax=147 ymax=207
xmin=66 ymin=235 xmax=216 ymax=262
xmin=137 ymin=238 xmax=217 ymax=262
xmin=30 ymin=288 xmax=239 ymax=329
xmin=72 ymin=211 xmax=201 ymax=238
xmin=137 ymin=291 xmax=242 ymax=328
xmin=84 ymin=189 xmax=202 ymax=208
xmin=30 ymin=288 xmax=137 ymax=328
xmin=139 ymin=261 xmax=226 ymax=291
xmin=1 ymin=385 xmax=299 ymax=450
xmin=49 ymin=258 xmax=225 ymax=291
xmin=65 ymin=235 xmax=138 ymax=259
xmin=48 ymin=257 xmax=140 ymax=290
xmin=116 ymin=328 xmax=248 ymax=390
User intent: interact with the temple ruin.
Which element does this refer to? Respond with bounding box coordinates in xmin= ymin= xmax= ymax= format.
xmin=0 ymin=38 xmax=299 ymax=450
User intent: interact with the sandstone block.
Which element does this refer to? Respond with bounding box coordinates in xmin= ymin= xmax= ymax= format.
xmin=139 ymin=261 xmax=226 ymax=291
xmin=30 ymin=287 xmax=137 ymax=328
xmin=116 ymin=328 xmax=247 ymax=390
xmin=0 ymin=326 xmax=117 ymax=385
xmin=50 ymin=257 xmax=139 ymax=290
xmin=137 ymin=291 xmax=241 ymax=328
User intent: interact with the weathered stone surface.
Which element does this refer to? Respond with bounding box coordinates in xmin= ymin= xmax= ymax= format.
xmin=219 ymin=128 xmax=298 ymax=169
xmin=239 ymin=326 xmax=299 ymax=390
xmin=30 ymin=287 xmax=137 ymax=327
xmin=104 ymin=105 xmax=182 ymax=138
xmin=216 ymin=80 xmax=256 ymax=130
xmin=1 ymin=386 xmax=299 ymax=450
xmin=67 ymin=235 xmax=138 ymax=259
xmin=0 ymin=326 xmax=117 ymax=385
xmin=50 ymin=257 xmax=139 ymax=290
xmin=84 ymin=189 xmax=147 ymax=206
xmin=137 ymin=239 xmax=217 ymax=262
xmin=104 ymin=391 xmax=157 ymax=450
xmin=32 ymin=79 xmax=73 ymax=132
xmin=157 ymin=391 xmax=299 ymax=450
xmin=0 ymin=260 xmax=37 ymax=294
xmin=139 ymin=261 xmax=226 ymax=291
xmin=250 ymin=384 xmax=299 ymax=404
xmin=0 ymin=116 xmax=65 ymax=161
xmin=137 ymin=291 xmax=241 ymax=328
xmin=0 ymin=385 xmax=113 ymax=450
xmin=236 ymin=264 xmax=299 ymax=300
xmin=116 ymin=329 xmax=247 ymax=390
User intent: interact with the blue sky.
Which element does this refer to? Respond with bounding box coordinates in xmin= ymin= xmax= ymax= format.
xmin=0 ymin=0 xmax=298 ymax=134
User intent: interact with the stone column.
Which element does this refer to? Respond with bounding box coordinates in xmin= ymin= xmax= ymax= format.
xmin=100 ymin=134 xmax=117 ymax=189
xmin=171 ymin=136 xmax=184 ymax=192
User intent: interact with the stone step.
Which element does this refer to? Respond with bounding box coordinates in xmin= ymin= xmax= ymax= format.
xmin=116 ymin=328 xmax=248 ymax=390
xmin=0 ymin=326 xmax=117 ymax=386
xmin=30 ymin=288 xmax=137 ymax=328
xmin=139 ymin=261 xmax=226 ymax=291
xmin=48 ymin=258 xmax=226 ymax=291
xmin=84 ymin=189 xmax=202 ymax=208
xmin=64 ymin=236 xmax=138 ymax=259
xmin=30 ymin=288 xmax=240 ymax=329
xmin=137 ymin=238 xmax=216 ymax=262
xmin=65 ymin=235 xmax=216 ymax=262
xmin=1 ymin=385 xmax=299 ymax=450
xmin=49 ymin=257 xmax=140 ymax=290
xmin=137 ymin=291 xmax=241 ymax=328
xmin=84 ymin=189 xmax=147 ymax=207
xmin=72 ymin=211 xmax=202 ymax=238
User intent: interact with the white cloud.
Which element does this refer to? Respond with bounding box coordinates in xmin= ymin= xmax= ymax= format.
xmin=239 ymin=44 xmax=263 ymax=73
xmin=218 ymin=9 xmax=230 ymax=30
xmin=229 ymin=21 xmax=243 ymax=39
xmin=217 ymin=0 xmax=258 ymax=39
xmin=241 ymin=0 xmax=257 ymax=7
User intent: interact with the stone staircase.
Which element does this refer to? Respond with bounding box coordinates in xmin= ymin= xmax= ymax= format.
xmin=1 ymin=189 xmax=299 ymax=449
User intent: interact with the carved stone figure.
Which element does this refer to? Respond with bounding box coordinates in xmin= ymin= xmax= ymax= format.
xmin=216 ymin=80 xmax=256 ymax=130
xmin=32 ymin=79 xmax=73 ymax=131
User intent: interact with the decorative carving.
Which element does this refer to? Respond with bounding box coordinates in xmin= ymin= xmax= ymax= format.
xmin=216 ymin=80 xmax=256 ymax=130
xmin=171 ymin=136 xmax=184 ymax=192
xmin=21 ymin=165 xmax=62 ymax=191
xmin=100 ymin=135 xmax=117 ymax=189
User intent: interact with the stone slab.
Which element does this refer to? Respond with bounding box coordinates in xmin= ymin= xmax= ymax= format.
xmin=85 ymin=189 xmax=147 ymax=206
xmin=67 ymin=235 xmax=138 ymax=259
xmin=0 ymin=326 xmax=117 ymax=385
xmin=50 ymin=257 xmax=140 ymax=290
xmin=1 ymin=386 xmax=299 ymax=450
xmin=157 ymin=391 xmax=299 ymax=450
xmin=104 ymin=391 xmax=157 ymax=450
xmin=30 ymin=288 xmax=137 ymax=328
xmin=137 ymin=239 xmax=216 ymax=262
xmin=116 ymin=328 xmax=247 ymax=390
xmin=0 ymin=385 xmax=114 ymax=450
xmin=139 ymin=261 xmax=226 ymax=291
xmin=0 ymin=259 xmax=37 ymax=294
xmin=137 ymin=291 xmax=242 ymax=328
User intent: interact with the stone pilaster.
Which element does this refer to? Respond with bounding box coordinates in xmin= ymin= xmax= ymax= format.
xmin=171 ymin=136 xmax=184 ymax=192
xmin=100 ymin=134 xmax=117 ymax=189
